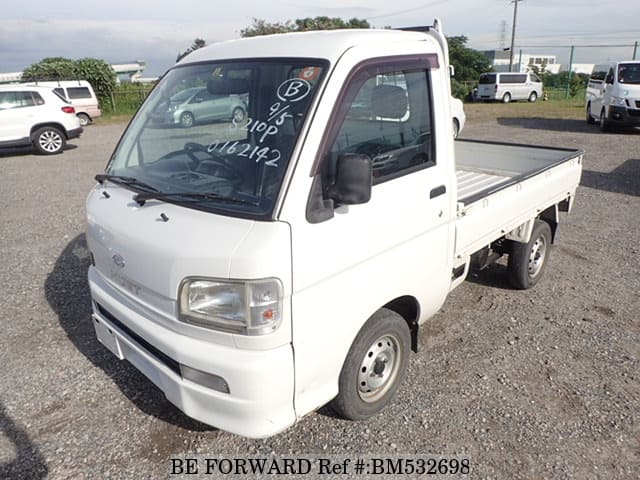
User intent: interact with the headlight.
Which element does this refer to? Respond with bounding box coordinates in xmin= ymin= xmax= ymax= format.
xmin=178 ymin=278 xmax=283 ymax=335
xmin=611 ymin=96 xmax=629 ymax=107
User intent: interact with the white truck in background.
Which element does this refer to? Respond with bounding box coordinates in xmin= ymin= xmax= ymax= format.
xmin=85 ymin=20 xmax=583 ymax=437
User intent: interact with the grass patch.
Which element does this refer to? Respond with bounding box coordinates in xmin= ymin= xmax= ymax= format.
xmin=465 ymin=98 xmax=585 ymax=124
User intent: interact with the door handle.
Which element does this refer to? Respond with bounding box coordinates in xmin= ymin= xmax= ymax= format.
xmin=430 ymin=185 xmax=446 ymax=199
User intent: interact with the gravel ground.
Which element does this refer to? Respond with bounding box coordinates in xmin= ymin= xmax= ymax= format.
xmin=0 ymin=110 xmax=639 ymax=479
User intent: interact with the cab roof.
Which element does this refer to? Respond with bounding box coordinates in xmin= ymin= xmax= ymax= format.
xmin=182 ymin=29 xmax=432 ymax=65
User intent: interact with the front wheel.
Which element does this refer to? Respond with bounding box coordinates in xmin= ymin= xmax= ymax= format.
xmin=507 ymin=219 xmax=552 ymax=289
xmin=180 ymin=111 xmax=195 ymax=128
xmin=330 ymin=309 xmax=410 ymax=421
xmin=502 ymin=92 xmax=511 ymax=104
xmin=528 ymin=91 xmax=538 ymax=102
xmin=586 ymin=103 xmax=595 ymax=124
xmin=231 ymin=107 xmax=246 ymax=123
xmin=33 ymin=127 xmax=66 ymax=155
xmin=599 ymin=108 xmax=610 ymax=132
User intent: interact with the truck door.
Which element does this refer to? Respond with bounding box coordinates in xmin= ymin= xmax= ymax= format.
xmin=285 ymin=56 xmax=455 ymax=415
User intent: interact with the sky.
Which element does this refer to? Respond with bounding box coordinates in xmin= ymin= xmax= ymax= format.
xmin=2 ymin=0 xmax=639 ymax=77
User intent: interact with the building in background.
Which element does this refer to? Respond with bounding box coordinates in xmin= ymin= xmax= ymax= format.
xmin=482 ymin=49 xmax=594 ymax=75
xmin=0 ymin=61 xmax=156 ymax=85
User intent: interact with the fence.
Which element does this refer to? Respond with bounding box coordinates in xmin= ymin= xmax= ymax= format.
xmin=106 ymin=84 xmax=155 ymax=114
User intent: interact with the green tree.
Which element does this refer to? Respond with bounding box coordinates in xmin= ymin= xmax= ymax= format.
xmin=240 ymin=17 xmax=370 ymax=37
xmin=176 ymin=38 xmax=207 ymax=62
xmin=22 ymin=57 xmax=116 ymax=110
xmin=447 ymin=36 xmax=492 ymax=100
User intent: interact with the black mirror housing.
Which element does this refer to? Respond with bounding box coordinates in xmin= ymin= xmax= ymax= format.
xmin=328 ymin=153 xmax=372 ymax=205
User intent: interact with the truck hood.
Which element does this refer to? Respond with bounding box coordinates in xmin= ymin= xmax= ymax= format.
xmin=86 ymin=185 xmax=256 ymax=317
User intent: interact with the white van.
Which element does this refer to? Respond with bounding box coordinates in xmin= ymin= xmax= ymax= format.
xmin=585 ymin=61 xmax=640 ymax=131
xmin=25 ymin=80 xmax=101 ymax=126
xmin=476 ymin=72 xmax=543 ymax=103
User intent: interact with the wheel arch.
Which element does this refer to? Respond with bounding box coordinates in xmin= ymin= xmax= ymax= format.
xmin=30 ymin=122 xmax=68 ymax=139
xmin=382 ymin=295 xmax=420 ymax=353
xmin=538 ymin=205 xmax=559 ymax=243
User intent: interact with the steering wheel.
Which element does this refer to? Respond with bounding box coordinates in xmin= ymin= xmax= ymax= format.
xmin=184 ymin=142 xmax=243 ymax=186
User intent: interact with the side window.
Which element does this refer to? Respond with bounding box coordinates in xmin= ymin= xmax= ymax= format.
xmin=324 ymin=68 xmax=434 ymax=184
xmin=0 ymin=91 xmax=37 ymax=110
xmin=67 ymin=87 xmax=92 ymax=99
xmin=53 ymin=88 xmax=66 ymax=99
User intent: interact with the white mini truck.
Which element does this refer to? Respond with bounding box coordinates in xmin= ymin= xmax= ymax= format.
xmin=86 ymin=20 xmax=583 ymax=437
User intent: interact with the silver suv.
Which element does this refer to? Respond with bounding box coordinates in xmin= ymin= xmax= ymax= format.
xmin=0 ymin=85 xmax=83 ymax=155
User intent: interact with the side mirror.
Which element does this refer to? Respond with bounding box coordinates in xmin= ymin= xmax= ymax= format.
xmin=328 ymin=153 xmax=372 ymax=205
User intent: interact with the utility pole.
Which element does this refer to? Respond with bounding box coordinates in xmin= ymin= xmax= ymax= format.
xmin=509 ymin=0 xmax=523 ymax=72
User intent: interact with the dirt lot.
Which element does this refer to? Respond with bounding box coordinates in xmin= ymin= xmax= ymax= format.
xmin=1 ymin=104 xmax=639 ymax=479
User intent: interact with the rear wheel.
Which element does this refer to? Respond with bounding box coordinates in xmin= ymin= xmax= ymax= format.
xmin=502 ymin=92 xmax=511 ymax=104
xmin=77 ymin=113 xmax=91 ymax=126
xmin=331 ymin=309 xmax=410 ymax=421
xmin=528 ymin=91 xmax=538 ymax=102
xmin=33 ymin=126 xmax=66 ymax=155
xmin=507 ymin=219 xmax=552 ymax=289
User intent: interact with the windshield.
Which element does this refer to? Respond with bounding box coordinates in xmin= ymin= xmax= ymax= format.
xmin=618 ymin=63 xmax=640 ymax=85
xmin=107 ymin=59 xmax=327 ymax=219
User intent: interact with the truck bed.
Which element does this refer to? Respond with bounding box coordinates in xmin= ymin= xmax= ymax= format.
xmin=453 ymin=139 xmax=583 ymax=260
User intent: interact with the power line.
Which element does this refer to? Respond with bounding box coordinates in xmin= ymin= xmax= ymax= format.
xmin=365 ymin=0 xmax=448 ymax=21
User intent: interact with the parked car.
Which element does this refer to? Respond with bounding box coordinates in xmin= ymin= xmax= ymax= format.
xmin=0 ymin=85 xmax=82 ymax=155
xmin=24 ymin=80 xmax=101 ymax=126
xmin=154 ymin=86 xmax=247 ymax=127
xmin=586 ymin=61 xmax=640 ymax=131
xmin=87 ymin=21 xmax=583 ymax=438
xmin=476 ymin=71 xmax=543 ymax=103
xmin=450 ymin=96 xmax=466 ymax=138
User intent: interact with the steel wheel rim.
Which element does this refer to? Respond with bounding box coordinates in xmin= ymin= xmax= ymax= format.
xmin=528 ymin=234 xmax=547 ymax=278
xmin=357 ymin=334 xmax=401 ymax=403
xmin=39 ymin=131 xmax=62 ymax=152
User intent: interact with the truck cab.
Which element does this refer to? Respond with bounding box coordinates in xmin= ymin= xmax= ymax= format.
xmin=86 ymin=21 xmax=582 ymax=437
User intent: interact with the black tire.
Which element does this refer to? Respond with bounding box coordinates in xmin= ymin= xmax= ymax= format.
xmin=330 ymin=309 xmax=410 ymax=421
xmin=77 ymin=113 xmax=91 ymax=126
xmin=33 ymin=126 xmax=66 ymax=155
xmin=586 ymin=103 xmax=595 ymax=124
xmin=502 ymin=92 xmax=511 ymax=104
xmin=231 ymin=107 xmax=245 ymax=123
xmin=599 ymin=108 xmax=610 ymax=132
xmin=180 ymin=111 xmax=195 ymax=128
xmin=507 ymin=219 xmax=552 ymax=290
xmin=528 ymin=91 xmax=538 ymax=102
xmin=452 ymin=118 xmax=460 ymax=139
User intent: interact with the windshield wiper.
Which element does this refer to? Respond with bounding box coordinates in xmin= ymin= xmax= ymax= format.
xmin=133 ymin=191 xmax=260 ymax=207
xmin=95 ymin=174 xmax=159 ymax=192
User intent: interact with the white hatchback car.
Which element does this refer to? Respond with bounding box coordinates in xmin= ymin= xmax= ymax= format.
xmin=0 ymin=85 xmax=83 ymax=155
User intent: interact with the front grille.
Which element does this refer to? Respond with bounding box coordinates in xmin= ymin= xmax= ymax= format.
xmin=96 ymin=303 xmax=181 ymax=376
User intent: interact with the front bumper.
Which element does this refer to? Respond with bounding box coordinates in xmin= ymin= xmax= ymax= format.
xmin=608 ymin=106 xmax=640 ymax=126
xmin=88 ymin=267 xmax=296 ymax=438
